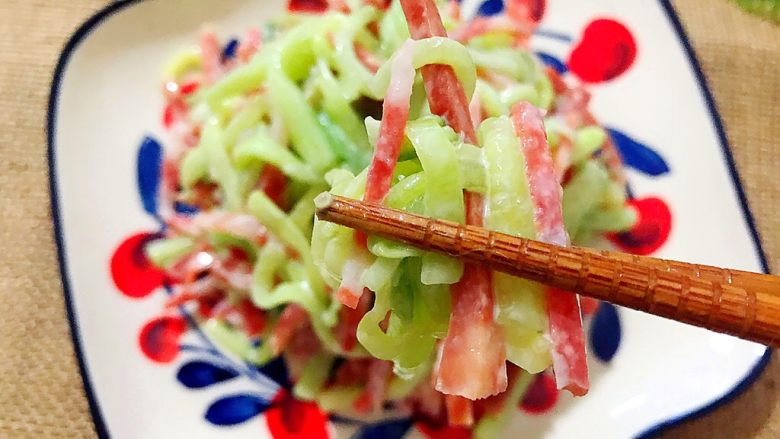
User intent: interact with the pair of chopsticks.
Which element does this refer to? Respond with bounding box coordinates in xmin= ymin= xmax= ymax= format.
xmin=315 ymin=193 xmax=780 ymax=348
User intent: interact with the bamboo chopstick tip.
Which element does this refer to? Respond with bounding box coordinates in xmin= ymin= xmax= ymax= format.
xmin=314 ymin=192 xmax=335 ymax=218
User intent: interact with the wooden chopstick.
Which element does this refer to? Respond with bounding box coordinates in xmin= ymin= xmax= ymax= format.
xmin=315 ymin=193 xmax=780 ymax=348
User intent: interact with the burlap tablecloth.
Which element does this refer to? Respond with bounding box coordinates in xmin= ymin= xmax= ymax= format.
xmin=0 ymin=0 xmax=778 ymax=437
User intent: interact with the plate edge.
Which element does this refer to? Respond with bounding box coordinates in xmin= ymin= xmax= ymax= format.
xmin=46 ymin=1 xmax=145 ymax=438
xmin=637 ymin=1 xmax=773 ymax=436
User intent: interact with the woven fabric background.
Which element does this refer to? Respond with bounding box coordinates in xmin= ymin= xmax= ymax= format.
xmin=0 ymin=0 xmax=777 ymax=437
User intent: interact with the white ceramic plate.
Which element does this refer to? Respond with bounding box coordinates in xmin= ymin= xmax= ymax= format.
xmin=48 ymin=1 xmax=770 ymax=438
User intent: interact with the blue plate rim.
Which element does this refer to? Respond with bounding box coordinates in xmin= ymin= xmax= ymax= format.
xmin=45 ymin=1 xmax=772 ymax=438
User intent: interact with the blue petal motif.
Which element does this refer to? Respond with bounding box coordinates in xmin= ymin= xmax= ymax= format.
xmin=258 ymin=357 xmax=292 ymax=389
xmin=137 ymin=136 xmax=163 ymax=216
xmin=590 ymin=303 xmax=622 ymax=362
xmin=536 ymin=51 xmax=568 ymax=74
xmin=174 ymin=201 xmax=199 ymax=216
xmin=478 ymin=0 xmax=504 ymax=16
xmin=222 ymin=38 xmax=239 ymax=61
xmin=352 ymin=418 xmax=415 ymax=439
xmin=607 ymin=128 xmax=671 ymax=177
xmin=177 ymin=361 xmax=239 ymax=389
xmin=205 ymin=394 xmax=270 ymax=426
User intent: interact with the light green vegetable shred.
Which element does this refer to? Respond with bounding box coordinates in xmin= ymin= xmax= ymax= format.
xmin=150 ymin=1 xmax=636 ymax=434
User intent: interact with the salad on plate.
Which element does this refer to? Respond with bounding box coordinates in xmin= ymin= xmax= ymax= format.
xmin=144 ymin=0 xmax=635 ymax=434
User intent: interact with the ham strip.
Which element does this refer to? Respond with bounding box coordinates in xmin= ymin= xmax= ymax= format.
xmin=400 ymin=0 xmax=507 ymax=424
xmin=511 ymin=101 xmax=588 ymax=396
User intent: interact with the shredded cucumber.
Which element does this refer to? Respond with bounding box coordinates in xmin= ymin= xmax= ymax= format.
xmin=470 ymin=48 xmax=535 ymax=80
xmin=248 ymin=191 xmax=325 ymax=298
xmin=156 ymin=1 xmax=636 ymax=425
xmin=572 ymin=126 xmax=608 ymax=164
xmin=146 ymin=237 xmax=196 ymax=269
xmin=387 ymin=356 xmax=433 ymax=399
xmin=200 ymin=118 xmax=247 ymax=210
xmin=180 ymin=145 xmax=209 ymax=189
xmin=266 ymin=70 xmax=336 ymax=174
xmin=369 ymin=37 xmax=477 ymax=101
xmin=331 ymin=6 xmax=378 ymax=101
xmin=473 ymin=372 xmax=535 ymax=438
xmin=203 ymin=319 xmax=256 ymax=362
xmin=293 ymin=353 xmax=335 ymax=401
xmin=233 ymin=127 xmax=321 ymax=183
xmin=407 ymin=120 xmax=465 ymax=285
xmin=378 ymin=0 xmax=410 ymax=56
xmin=207 ymin=232 xmax=257 ymax=263
xmin=480 ymin=116 xmax=551 ymax=372
xmin=164 ymin=47 xmax=201 ymax=79
xmin=223 ymin=96 xmax=266 ymax=147
xmin=317 ymin=386 xmax=362 ymax=413
xmin=562 ymin=161 xmax=610 ymax=239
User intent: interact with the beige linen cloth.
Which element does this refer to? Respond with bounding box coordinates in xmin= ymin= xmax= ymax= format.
xmin=0 ymin=0 xmax=778 ymax=437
